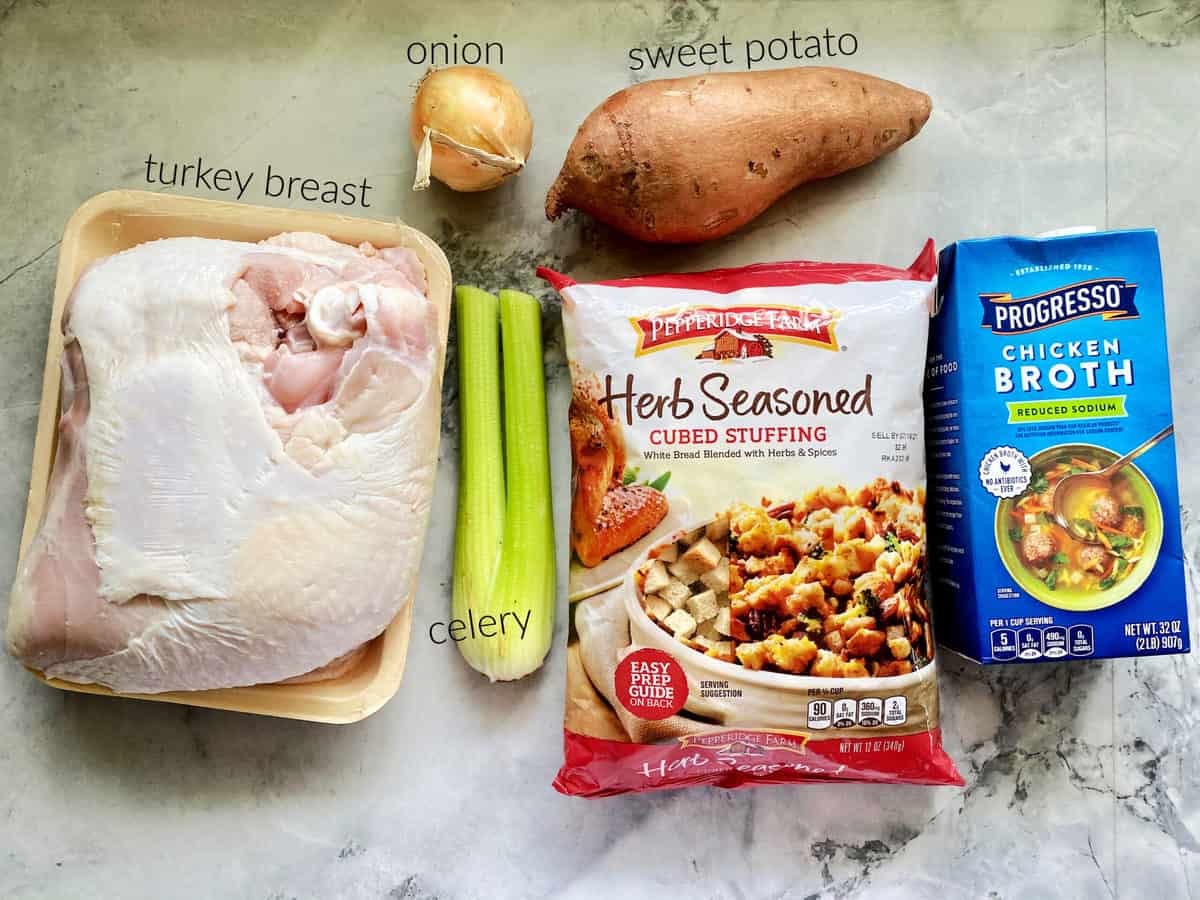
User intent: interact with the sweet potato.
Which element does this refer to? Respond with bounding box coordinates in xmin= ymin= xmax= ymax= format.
xmin=545 ymin=67 xmax=931 ymax=244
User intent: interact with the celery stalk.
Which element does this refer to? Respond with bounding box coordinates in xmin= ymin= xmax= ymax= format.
xmin=452 ymin=287 xmax=556 ymax=681
xmin=453 ymin=286 xmax=506 ymax=668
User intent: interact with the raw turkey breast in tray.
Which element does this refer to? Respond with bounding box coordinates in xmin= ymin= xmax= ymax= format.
xmin=7 ymin=210 xmax=450 ymax=696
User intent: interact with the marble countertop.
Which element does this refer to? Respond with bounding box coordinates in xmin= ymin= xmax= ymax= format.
xmin=1 ymin=1 xmax=1198 ymax=898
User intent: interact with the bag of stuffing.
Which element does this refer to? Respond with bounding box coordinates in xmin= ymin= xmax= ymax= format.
xmin=538 ymin=242 xmax=962 ymax=796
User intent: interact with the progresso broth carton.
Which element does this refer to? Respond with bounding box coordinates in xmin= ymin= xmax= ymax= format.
xmin=927 ymin=229 xmax=1189 ymax=663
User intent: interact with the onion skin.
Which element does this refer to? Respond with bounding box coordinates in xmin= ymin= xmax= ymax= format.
xmin=410 ymin=66 xmax=534 ymax=192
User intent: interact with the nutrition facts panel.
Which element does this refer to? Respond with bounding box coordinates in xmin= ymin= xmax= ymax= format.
xmin=990 ymin=624 xmax=1093 ymax=661
xmin=807 ymin=696 xmax=907 ymax=729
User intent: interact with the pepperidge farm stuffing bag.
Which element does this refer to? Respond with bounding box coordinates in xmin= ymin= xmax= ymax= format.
xmin=539 ymin=242 xmax=963 ymax=796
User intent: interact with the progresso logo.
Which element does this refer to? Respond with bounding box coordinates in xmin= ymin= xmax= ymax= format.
xmin=979 ymin=278 xmax=1140 ymax=335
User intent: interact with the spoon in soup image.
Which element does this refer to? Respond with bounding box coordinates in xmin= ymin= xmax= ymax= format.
xmin=1051 ymin=424 xmax=1174 ymax=546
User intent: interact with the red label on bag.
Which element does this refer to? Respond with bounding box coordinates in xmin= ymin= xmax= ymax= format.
xmin=615 ymin=649 xmax=687 ymax=719
xmin=630 ymin=305 xmax=839 ymax=356
xmin=554 ymin=728 xmax=965 ymax=797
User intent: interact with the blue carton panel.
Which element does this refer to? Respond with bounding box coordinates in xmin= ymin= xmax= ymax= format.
xmin=926 ymin=229 xmax=1189 ymax=664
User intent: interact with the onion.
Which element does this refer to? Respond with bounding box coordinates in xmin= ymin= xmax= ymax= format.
xmin=410 ymin=66 xmax=533 ymax=193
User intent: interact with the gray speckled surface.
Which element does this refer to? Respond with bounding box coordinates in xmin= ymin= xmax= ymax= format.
xmin=1 ymin=1 xmax=1198 ymax=898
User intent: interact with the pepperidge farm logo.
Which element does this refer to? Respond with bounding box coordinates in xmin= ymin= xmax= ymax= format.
xmin=629 ymin=305 xmax=840 ymax=359
xmin=979 ymin=278 xmax=1140 ymax=335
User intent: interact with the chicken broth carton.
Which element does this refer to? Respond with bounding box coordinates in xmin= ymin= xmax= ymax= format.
xmin=927 ymin=228 xmax=1189 ymax=663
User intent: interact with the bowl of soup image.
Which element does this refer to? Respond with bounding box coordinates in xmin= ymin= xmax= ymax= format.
xmin=994 ymin=443 xmax=1163 ymax=612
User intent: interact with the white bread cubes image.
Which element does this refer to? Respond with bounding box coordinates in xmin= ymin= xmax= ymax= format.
xmin=638 ymin=518 xmax=734 ymax=657
xmin=6 ymin=201 xmax=451 ymax=697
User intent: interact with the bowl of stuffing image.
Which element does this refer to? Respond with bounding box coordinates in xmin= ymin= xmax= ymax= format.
xmin=618 ymin=481 xmax=942 ymax=732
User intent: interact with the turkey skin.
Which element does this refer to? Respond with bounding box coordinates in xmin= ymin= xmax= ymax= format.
xmin=7 ymin=231 xmax=450 ymax=693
